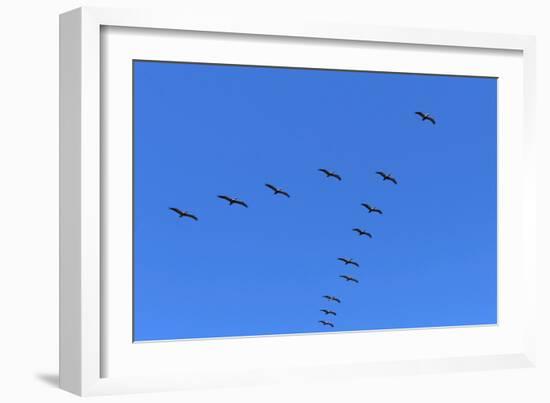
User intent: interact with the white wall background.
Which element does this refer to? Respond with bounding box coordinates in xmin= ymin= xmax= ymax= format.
xmin=0 ymin=0 xmax=548 ymax=401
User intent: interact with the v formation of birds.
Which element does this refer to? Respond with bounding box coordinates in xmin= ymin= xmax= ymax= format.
xmin=168 ymin=112 xmax=435 ymax=331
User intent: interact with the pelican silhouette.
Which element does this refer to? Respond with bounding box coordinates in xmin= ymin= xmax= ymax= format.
xmin=352 ymin=228 xmax=372 ymax=238
xmin=415 ymin=111 xmax=436 ymax=125
xmin=320 ymin=309 xmax=337 ymax=316
xmin=375 ymin=171 xmax=398 ymax=184
xmin=318 ymin=168 xmax=342 ymax=181
xmin=169 ymin=207 xmax=198 ymax=221
xmin=361 ymin=203 xmax=383 ymax=214
xmin=217 ymin=195 xmax=248 ymax=208
xmin=323 ymin=295 xmax=341 ymax=303
xmin=338 ymin=257 xmax=360 ymax=267
xmin=340 ymin=275 xmax=359 ymax=283
xmin=319 ymin=320 xmax=335 ymax=328
xmin=265 ymin=183 xmax=290 ymax=197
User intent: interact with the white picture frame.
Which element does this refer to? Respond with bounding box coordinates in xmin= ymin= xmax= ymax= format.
xmin=59 ymin=6 xmax=537 ymax=396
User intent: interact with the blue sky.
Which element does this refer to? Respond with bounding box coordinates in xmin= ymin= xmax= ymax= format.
xmin=133 ymin=60 xmax=497 ymax=342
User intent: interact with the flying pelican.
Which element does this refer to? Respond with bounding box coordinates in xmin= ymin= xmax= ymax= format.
xmin=168 ymin=207 xmax=198 ymax=221
xmin=319 ymin=320 xmax=335 ymax=328
xmin=217 ymin=195 xmax=248 ymax=208
xmin=320 ymin=309 xmax=337 ymax=316
xmin=323 ymin=295 xmax=341 ymax=303
xmin=375 ymin=171 xmax=398 ymax=185
xmin=340 ymin=275 xmax=359 ymax=283
xmin=361 ymin=203 xmax=383 ymax=214
xmin=338 ymin=257 xmax=360 ymax=267
xmin=318 ymin=168 xmax=342 ymax=181
xmin=415 ymin=111 xmax=436 ymax=125
xmin=265 ymin=183 xmax=290 ymax=197
xmin=352 ymin=228 xmax=372 ymax=238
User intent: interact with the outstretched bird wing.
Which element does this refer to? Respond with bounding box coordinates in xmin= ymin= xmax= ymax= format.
xmin=217 ymin=195 xmax=232 ymax=203
xmin=332 ymin=173 xmax=342 ymax=181
xmin=333 ymin=297 xmax=341 ymax=303
xmin=279 ymin=190 xmax=290 ymax=197
xmin=318 ymin=168 xmax=330 ymax=176
xmin=375 ymin=171 xmax=387 ymax=178
xmin=352 ymin=228 xmax=362 ymax=234
xmin=350 ymin=261 xmax=360 ymax=267
xmin=361 ymin=203 xmax=371 ymax=210
xmin=374 ymin=208 xmax=383 ymax=214
xmin=234 ymin=199 xmax=248 ymax=208
xmin=182 ymin=212 xmax=198 ymax=221
xmin=169 ymin=207 xmax=184 ymax=216
xmin=426 ymin=116 xmax=436 ymax=124
xmin=337 ymin=258 xmax=348 ymax=264
xmin=415 ymin=111 xmax=427 ymax=119
xmin=388 ymin=177 xmax=398 ymax=185
xmin=365 ymin=232 xmax=373 ymax=238
xmin=265 ymin=183 xmax=278 ymax=192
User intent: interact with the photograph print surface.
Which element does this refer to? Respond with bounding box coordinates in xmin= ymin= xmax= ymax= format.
xmin=133 ymin=60 xmax=497 ymax=342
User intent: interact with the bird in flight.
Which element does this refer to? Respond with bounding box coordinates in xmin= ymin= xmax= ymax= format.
xmin=340 ymin=275 xmax=359 ymax=283
xmin=361 ymin=203 xmax=383 ymax=214
xmin=319 ymin=320 xmax=335 ymax=328
xmin=338 ymin=257 xmax=360 ymax=267
xmin=352 ymin=228 xmax=372 ymax=238
xmin=318 ymin=168 xmax=342 ymax=181
xmin=375 ymin=171 xmax=398 ymax=185
xmin=217 ymin=195 xmax=248 ymax=208
xmin=323 ymin=295 xmax=341 ymax=303
xmin=265 ymin=183 xmax=290 ymax=198
xmin=168 ymin=207 xmax=198 ymax=221
xmin=415 ymin=111 xmax=436 ymax=125
xmin=320 ymin=309 xmax=337 ymax=316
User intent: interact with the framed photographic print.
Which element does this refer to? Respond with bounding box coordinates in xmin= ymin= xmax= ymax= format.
xmin=60 ymin=7 xmax=537 ymax=396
